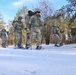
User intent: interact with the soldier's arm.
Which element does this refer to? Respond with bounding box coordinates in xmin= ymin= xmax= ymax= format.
xmin=7 ymin=31 xmax=9 ymax=35
xmin=29 ymin=16 xmax=35 ymax=25
xmin=14 ymin=22 xmax=17 ymax=32
xmin=39 ymin=20 xmax=44 ymax=30
xmin=25 ymin=15 xmax=28 ymax=24
xmin=21 ymin=22 xmax=25 ymax=30
xmin=0 ymin=31 xmax=2 ymax=36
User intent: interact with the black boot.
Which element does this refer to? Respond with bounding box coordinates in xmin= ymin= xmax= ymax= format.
xmin=18 ymin=44 xmax=23 ymax=48
xmin=26 ymin=44 xmax=30 ymax=49
xmin=55 ymin=44 xmax=60 ymax=47
xmin=2 ymin=43 xmax=6 ymax=48
xmin=59 ymin=43 xmax=63 ymax=46
xmin=18 ymin=44 xmax=20 ymax=48
xmin=36 ymin=46 xmax=42 ymax=50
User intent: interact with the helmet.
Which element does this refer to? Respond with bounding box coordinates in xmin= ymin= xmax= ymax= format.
xmin=1 ymin=29 xmax=6 ymax=32
xmin=18 ymin=16 xmax=22 ymax=20
xmin=34 ymin=8 xmax=40 ymax=13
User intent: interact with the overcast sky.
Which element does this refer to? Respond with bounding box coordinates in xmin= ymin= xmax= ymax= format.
xmin=0 ymin=0 xmax=68 ymax=24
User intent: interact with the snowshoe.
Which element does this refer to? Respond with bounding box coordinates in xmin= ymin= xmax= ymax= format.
xmin=59 ymin=43 xmax=63 ymax=46
xmin=54 ymin=44 xmax=60 ymax=47
xmin=36 ymin=46 xmax=44 ymax=50
xmin=25 ymin=44 xmax=31 ymax=49
xmin=14 ymin=46 xmax=25 ymax=49
xmin=2 ymin=43 xmax=6 ymax=48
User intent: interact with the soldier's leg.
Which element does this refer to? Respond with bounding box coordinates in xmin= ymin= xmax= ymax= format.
xmin=15 ymin=33 xmax=21 ymax=48
xmin=54 ymin=34 xmax=57 ymax=46
xmin=18 ymin=33 xmax=23 ymax=48
xmin=14 ymin=33 xmax=17 ymax=47
xmin=0 ymin=38 xmax=2 ymax=46
xmin=56 ymin=35 xmax=63 ymax=46
xmin=25 ymin=33 xmax=31 ymax=49
xmin=36 ymin=32 xmax=43 ymax=49
xmin=2 ymin=38 xmax=6 ymax=48
xmin=55 ymin=34 xmax=62 ymax=47
xmin=31 ymin=31 xmax=37 ymax=46
xmin=5 ymin=38 xmax=7 ymax=47
xmin=15 ymin=33 xmax=18 ymax=47
xmin=6 ymin=38 xmax=8 ymax=47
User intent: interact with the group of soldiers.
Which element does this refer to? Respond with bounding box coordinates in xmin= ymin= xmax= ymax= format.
xmin=0 ymin=8 xmax=64 ymax=49
xmin=12 ymin=8 xmax=43 ymax=49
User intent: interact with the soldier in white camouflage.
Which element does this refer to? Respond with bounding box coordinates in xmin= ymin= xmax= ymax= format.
xmin=12 ymin=20 xmax=18 ymax=47
xmin=29 ymin=8 xmax=43 ymax=50
xmin=14 ymin=16 xmax=24 ymax=48
xmin=51 ymin=23 xmax=63 ymax=47
xmin=25 ymin=10 xmax=34 ymax=49
xmin=0 ymin=29 xmax=8 ymax=48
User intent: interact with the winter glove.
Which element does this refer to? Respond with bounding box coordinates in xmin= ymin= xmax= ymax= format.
xmin=26 ymin=29 xmax=30 ymax=33
xmin=25 ymin=28 xmax=27 ymax=30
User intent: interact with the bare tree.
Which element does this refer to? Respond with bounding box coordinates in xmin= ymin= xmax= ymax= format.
xmin=16 ymin=6 xmax=28 ymax=18
xmin=38 ymin=0 xmax=54 ymax=19
xmin=0 ymin=14 xmax=5 ymax=29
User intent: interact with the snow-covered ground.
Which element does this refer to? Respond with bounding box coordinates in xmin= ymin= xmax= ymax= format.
xmin=0 ymin=44 xmax=76 ymax=75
